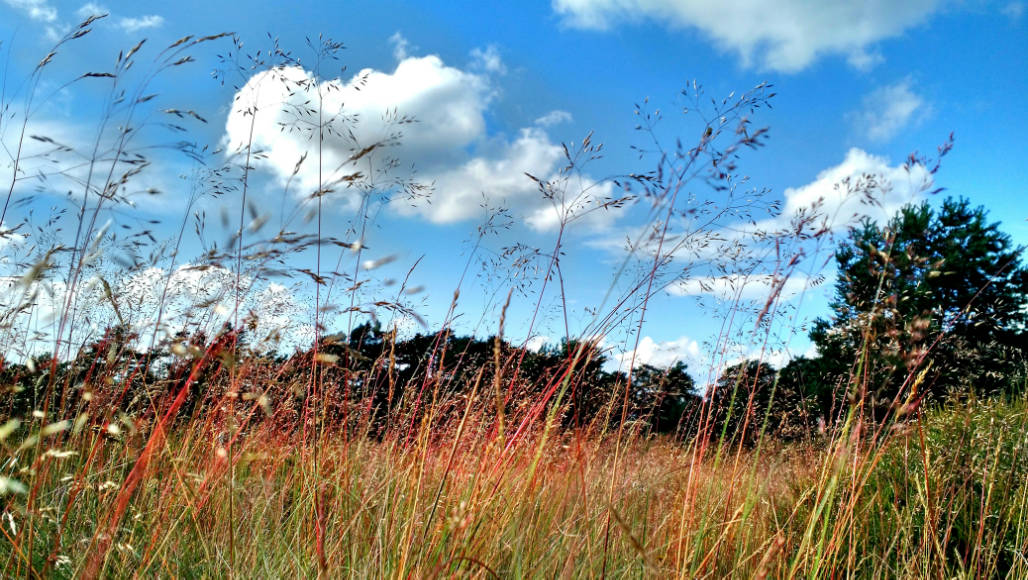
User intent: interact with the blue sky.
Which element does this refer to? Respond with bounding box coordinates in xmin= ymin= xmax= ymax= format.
xmin=1 ymin=0 xmax=1026 ymax=376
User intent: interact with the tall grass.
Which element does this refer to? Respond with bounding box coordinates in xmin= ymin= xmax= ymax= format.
xmin=0 ymin=23 xmax=1025 ymax=579
xmin=3 ymin=394 xmax=1025 ymax=577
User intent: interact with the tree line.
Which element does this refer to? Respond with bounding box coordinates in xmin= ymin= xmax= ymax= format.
xmin=2 ymin=197 xmax=1025 ymax=443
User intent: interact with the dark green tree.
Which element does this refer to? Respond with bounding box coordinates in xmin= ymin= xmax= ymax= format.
xmin=811 ymin=197 xmax=1028 ymax=419
xmin=774 ymin=355 xmax=840 ymax=439
xmin=630 ymin=361 xmax=700 ymax=434
xmin=707 ymin=359 xmax=778 ymax=445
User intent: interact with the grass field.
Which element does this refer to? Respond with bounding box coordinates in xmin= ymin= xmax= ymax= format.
xmin=2 ymin=389 xmax=1026 ymax=577
xmin=1 ymin=21 xmax=1027 ymax=579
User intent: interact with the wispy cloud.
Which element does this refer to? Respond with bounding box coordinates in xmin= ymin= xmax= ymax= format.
xmin=1002 ymin=2 xmax=1024 ymax=21
xmin=117 ymin=14 xmax=164 ymax=33
xmin=75 ymin=2 xmax=105 ymax=18
xmin=3 ymin=0 xmax=57 ymax=22
xmin=849 ymin=79 xmax=928 ymax=142
xmin=470 ymin=45 xmax=506 ymax=74
xmin=668 ymin=273 xmax=811 ymax=302
xmin=388 ymin=31 xmax=410 ymax=61
xmin=846 ymin=49 xmax=884 ymax=72
xmin=535 ymin=110 xmax=573 ymax=127
xmin=0 ymin=223 xmax=27 ymax=260
xmin=74 ymin=4 xmax=163 ymax=33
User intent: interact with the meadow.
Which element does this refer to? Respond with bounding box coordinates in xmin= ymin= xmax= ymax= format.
xmin=1 ymin=20 xmax=1026 ymax=579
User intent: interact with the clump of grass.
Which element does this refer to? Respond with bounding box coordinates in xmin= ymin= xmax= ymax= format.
xmin=853 ymin=395 xmax=1028 ymax=577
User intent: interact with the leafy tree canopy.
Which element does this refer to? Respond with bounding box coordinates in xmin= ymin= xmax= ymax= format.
xmin=810 ymin=197 xmax=1028 ymax=415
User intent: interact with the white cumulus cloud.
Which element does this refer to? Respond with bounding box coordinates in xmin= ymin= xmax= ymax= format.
xmin=552 ymin=0 xmax=943 ymax=72
xmin=223 ymin=51 xmax=618 ymax=232
xmin=614 ymin=334 xmax=704 ymax=370
xmin=770 ymin=147 xmax=933 ymax=233
xmin=225 ymin=58 xmax=490 ymax=199
xmin=525 ymin=334 xmax=550 ymax=352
